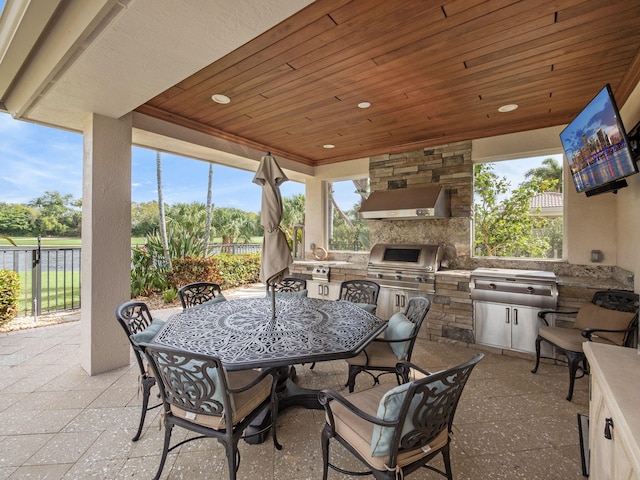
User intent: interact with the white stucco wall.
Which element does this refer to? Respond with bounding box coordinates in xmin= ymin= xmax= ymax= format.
xmin=616 ymin=82 xmax=640 ymax=291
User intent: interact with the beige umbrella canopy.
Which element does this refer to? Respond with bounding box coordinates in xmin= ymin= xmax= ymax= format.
xmin=253 ymin=153 xmax=293 ymax=318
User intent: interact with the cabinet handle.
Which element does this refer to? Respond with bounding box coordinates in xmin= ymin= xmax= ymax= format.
xmin=394 ymin=294 xmax=400 ymax=307
xmin=604 ymin=417 xmax=614 ymax=440
xmin=505 ymin=307 xmax=510 ymax=324
xmin=513 ymin=308 xmax=518 ymax=325
xmin=400 ymin=296 xmax=406 ymax=308
xmin=324 ymin=285 xmax=329 ymax=296
xmin=318 ymin=285 xmax=323 ymax=296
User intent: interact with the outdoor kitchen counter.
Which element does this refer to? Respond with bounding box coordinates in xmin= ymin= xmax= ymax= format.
xmin=556 ymin=275 xmax=630 ymax=289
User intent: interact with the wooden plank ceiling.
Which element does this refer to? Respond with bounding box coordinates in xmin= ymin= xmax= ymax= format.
xmin=136 ymin=0 xmax=640 ymax=167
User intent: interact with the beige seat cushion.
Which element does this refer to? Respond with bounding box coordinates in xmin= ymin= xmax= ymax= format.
xmin=573 ymin=301 xmax=635 ymax=345
xmin=346 ymin=341 xmax=398 ymax=368
xmin=539 ymin=325 xmax=615 ymax=352
xmin=171 ymin=369 xmax=272 ymax=430
xmin=328 ymin=384 xmax=448 ymax=471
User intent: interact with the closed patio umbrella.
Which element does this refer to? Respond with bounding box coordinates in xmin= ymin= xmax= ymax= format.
xmin=253 ymin=152 xmax=293 ymax=319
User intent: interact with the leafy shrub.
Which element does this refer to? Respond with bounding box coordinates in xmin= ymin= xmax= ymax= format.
xmin=0 ymin=270 xmax=20 ymax=325
xmin=162 ymin=288 xmax=178 ymax=304
xmin=215 ymin=252 xmax=261 ymax=288
xmin=130 ymin=245 xmax=169 ymax=297
xmin=165 ymin=253 xmax=260 ymax=290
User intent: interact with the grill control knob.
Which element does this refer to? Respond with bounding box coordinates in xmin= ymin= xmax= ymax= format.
xmin=376 ymin=273 xmax=383 ymax=279
xmin=395 ymin=275 xmax=402 ymax=280
xmin=416 ymin=277 xmax=423 ymax=282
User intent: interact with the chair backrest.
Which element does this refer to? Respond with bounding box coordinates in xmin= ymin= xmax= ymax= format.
xmin=590 ymin=289 xmax=639 ymax=346
xmin=273 ymin=277 xmax=307 ymax=293
xmin=178 ymin=282 xmax=223 ymax=309
xmin=402 ymin=296 xmax=432 ymax=360
xmin=115 ymin=301 xmax=154 ymax=373
xmin=373 ymin=353 xmax=484 ymax=461
xmin=339 ymin=280 xmax=380 ymax=305
xmin=141 ymin=343 xmax=235 ymax=425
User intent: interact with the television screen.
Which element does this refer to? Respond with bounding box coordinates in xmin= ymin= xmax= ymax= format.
xmin=560 ymin=84 xmax=638 ymax=195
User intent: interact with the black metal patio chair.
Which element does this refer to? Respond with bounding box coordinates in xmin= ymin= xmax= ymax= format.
xmin=115 ymin=300 xmax=164 ymax=441
xmin=531 ymin=289 xmax=639 ymax=401
xmin=139 ymin=343 xmax=281 ymax=480
xmin=319 ymin=353 xmax=484 ymax=480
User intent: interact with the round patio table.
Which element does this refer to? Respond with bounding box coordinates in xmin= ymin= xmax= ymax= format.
xmin=154 ymin=295 xmax=386 ymax=370
xmin=153 ymin=295 xmax=387 ymax=442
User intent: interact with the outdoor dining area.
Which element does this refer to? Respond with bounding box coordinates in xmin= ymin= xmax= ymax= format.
xmin=0 ymin=153 xmax=589 ymax=479
xmin=0 ymin=283 xmax=589 ymax=479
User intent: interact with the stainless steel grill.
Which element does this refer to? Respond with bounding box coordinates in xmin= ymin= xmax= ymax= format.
xmin=470 ymin=268 xmax=558 ymax=354
xmin=469 ymin=268 xmax=558 ymax=308
xmin=366 ymin=244 xmax=444 ymax=294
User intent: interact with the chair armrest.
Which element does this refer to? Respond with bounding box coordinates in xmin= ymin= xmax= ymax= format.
xmin=395 ymin=361 xmax=432 ymax=381
xmin=581 ymin=325 xmax=636 ymax=341
xmin=537 ymin=309 xmax=578 ymax=326
xmin=318 ymin=389 xmax=398 ymax=433
xmin=227 ymin=367 xmax=278 ymax=394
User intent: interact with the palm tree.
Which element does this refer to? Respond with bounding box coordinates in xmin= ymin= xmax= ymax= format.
xmin=204 ymin=163 xmax=214 ymax=256
xmin=524 ymin=158 xmax=563 ymax=192
xmin=156 ymin=151 xmax=171 ymax=269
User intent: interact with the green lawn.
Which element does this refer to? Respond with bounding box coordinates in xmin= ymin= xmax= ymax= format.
xmin=16 ymin=269 xmax=81 ymax=313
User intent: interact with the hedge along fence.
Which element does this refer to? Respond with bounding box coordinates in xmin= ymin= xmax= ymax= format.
xmin=166 ymin=253 xmax=261 ymax=291
xmin=0 ymin=270 xmax=20 ymax=325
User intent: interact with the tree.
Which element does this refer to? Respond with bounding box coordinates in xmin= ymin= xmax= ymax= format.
xmin=28 ymin=191 xmax=80 ymax=236
xmin=156 ymin=152 xmax=171 ymax=269
xmin=524 ymin=157 xmax=563 ymax=192
xmin=204 ymin=163 xmax=214 ymax=256
xmin=212 ymin=208 xmax=257 ymax=244
xmin=131 ymin=201 xmax=160 ymax=236
xmin=473 ymin=163 xmax=551 ymax=257
xmin=0 ymin=203 xmax=35 ymax=236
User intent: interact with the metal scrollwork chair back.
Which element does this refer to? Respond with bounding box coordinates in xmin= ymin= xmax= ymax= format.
xmin=272 ymin=277 xmax=307 ymax=293
xmin=178 ymin=281 xmax=223 ymax=309
xmin=139 ymin=343 xmax=281 ymax=480
xmin=345 ymin=296 xmax=431 ymax=393
xmin=531 ymin=289 xmax=639 ymax=401
xmin=115 ymin=301 xmax=162 ymax=441
xmin=319 ymin=353 xmax=484 ymax=480
xmin=339 ymin=280 xmax=380 ymax=310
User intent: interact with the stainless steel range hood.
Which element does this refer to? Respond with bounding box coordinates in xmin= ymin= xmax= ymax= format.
xmin=358 ymin=185 xmax=450 ymax=219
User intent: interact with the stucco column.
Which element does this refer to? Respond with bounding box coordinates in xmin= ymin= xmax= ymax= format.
xmin=304 ymin=177 xmax=328 ymax=256
xmin=81 ymin=113 xmax=132 ymax=375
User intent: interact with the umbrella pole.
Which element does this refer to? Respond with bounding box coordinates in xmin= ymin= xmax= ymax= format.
xmin=270 ymin=281 xmax=276 ymax=320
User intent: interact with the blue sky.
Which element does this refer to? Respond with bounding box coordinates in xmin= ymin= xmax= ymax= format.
xmin=0 ymin=111 xmax=560 ymax=211
xmin=0 ymin=112 xmax=363 ymax=212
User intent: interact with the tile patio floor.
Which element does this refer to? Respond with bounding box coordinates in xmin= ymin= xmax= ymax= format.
xmin=0 ymin=284 xmax=589 ymax=479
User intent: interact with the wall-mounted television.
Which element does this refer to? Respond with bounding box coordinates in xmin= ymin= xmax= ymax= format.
xmin=560 ymin=84 xmax=639 ymax=197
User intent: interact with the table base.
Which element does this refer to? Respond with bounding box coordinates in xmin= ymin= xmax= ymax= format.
xmin=244 ymin=366 xmax=323 ymax=444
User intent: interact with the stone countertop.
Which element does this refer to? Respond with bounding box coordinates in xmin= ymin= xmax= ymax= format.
xmin=555 ymin=275 xmax=630 ymax=290
xmin=292 ymin=260 xmax=354 ymax=267
xmin=291 ymin=263 xmax=631 ymax=291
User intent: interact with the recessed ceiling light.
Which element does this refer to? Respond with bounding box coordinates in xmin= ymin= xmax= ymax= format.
xmin=323 ymin=144 xmax=335 ymax=149
xmin=211 ymin=94 xmax=231 ymax=104
xmin=357 ymin=101 xmax=371 ymax=109
xmin=498 ymin=104 xmax=518 ymax=112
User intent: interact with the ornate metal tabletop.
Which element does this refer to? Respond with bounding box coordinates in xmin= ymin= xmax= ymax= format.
xmin=154 ymin=296 xmax=387 ymax=370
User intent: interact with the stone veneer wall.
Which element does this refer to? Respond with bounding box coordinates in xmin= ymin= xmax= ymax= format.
xmin=368 ymin=140 xmax=473 ymax=261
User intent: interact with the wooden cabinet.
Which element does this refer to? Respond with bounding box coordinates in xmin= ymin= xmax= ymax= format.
xmin=307 ymin=280 xmax=340 ymax=300
xmin=585 ymin=343 xmax=640 ymax=479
